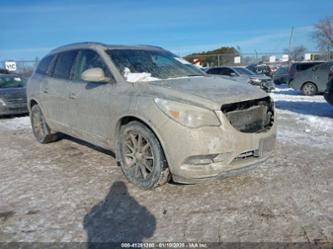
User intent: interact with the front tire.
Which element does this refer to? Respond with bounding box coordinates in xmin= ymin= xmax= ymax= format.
xmin=118 ymin=121 xmax=170 ymax=189
xmin=30 ymin=104 xmax=59 ymax=144
xmin=301 ymin=82 xmax=317 ymax=96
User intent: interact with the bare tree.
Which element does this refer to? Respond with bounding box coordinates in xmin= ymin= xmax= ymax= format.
xmin=313 ymin=16 xmax=333 ymax=59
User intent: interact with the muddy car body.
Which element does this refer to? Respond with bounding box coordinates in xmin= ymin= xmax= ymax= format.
xmin=27 ymin=42 xmax=277 ymax=188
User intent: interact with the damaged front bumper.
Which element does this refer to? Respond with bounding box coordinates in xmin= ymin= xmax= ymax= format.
xmin=156 ymin=105 xmax=277 ymax=184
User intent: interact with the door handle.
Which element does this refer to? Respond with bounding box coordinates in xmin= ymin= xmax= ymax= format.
xmin=69 ymin=92 xmax=77 ymax=99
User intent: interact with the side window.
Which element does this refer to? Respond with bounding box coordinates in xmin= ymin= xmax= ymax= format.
xmin=53 ymin=51 xmax=78 ymax=79
xmin=229 ymin=69 xmax=237 ymax=76
xmin=72 ymin=50 xmax=114 ymax=82
xmin=296 ymin=63 xmax=322 ymax=72
xmin=36 ymin=55 xmax=55 ymax=75
xmin=207 ymin=68 xmax=219 ymax=74
xmin=218 ymin=68 xmax=227 ymax=75
xmin=220 ymin=68 xmax=232 ymax=76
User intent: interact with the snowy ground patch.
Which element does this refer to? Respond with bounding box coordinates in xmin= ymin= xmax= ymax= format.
xmin=0 ymin=116 xmax=31 ymax=130
xmin=271 ymin=84 xmax=333 ymax=147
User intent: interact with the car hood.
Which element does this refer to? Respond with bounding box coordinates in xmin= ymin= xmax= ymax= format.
xmin=144 ymin=76 xmax=268 ymax=110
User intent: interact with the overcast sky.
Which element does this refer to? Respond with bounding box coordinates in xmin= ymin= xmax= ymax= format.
xmin=1 ymin=0 xmax=332 ymax=60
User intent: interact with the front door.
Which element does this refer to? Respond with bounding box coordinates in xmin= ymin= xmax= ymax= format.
xmin=67 ymin=49 xmax=117 ymax=146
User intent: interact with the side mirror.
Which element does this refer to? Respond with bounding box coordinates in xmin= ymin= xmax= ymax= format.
xmin=81 ymin=68 xmax=110 ymax=83
xmin=230 ymin=72 xmax=236 ymax=77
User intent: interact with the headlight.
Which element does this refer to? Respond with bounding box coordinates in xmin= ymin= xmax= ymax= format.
xmin=154 ymin=98 xmax=221 ymax=128
xmin=0 ymin=98 xmax=6 ymax=106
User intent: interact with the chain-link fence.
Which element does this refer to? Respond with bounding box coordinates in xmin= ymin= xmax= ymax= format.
xmin=0 ymin=60 xmax=39 ymax=78
xmin=0 ymin=50 xmax=332 ymax=78
xmin=184 ymin=51 xmax=332 ymax=68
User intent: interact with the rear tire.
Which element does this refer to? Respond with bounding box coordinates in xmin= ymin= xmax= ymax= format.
xmin=301 ymin=82 xmax=317 ymax=96
xmin=30 ymin=104 xmax=59 ymax=144
xmin=118 ymin=121 xmax=170 ymax=189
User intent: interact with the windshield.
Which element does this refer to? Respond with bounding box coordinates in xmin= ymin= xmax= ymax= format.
xmin=0 ymin=76 xmax=25 ymax=88
xmin=106 ymin=49 xmax=205 ymax=82
xmin=234 ymin=67 xmax=256 ymax=76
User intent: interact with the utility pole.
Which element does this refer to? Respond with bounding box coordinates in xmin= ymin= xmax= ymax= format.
xmin=328 ymin=44 xmax=331 ymax=61
xmin=288 ymin=26 xmax=294 ymax=63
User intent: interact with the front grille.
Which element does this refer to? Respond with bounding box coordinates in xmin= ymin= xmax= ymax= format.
xmin=234 ymin=150 xmax=256 ymax=160
xmin=2 ymin=96 xmax=27 ymax=105
xmin=221 ymin=97 xmax=274 ymax=133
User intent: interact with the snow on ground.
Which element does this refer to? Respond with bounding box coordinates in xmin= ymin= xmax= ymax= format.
xmin=271 ymin=84 xmax=333 ymax=147
xmin=0 ymin=116 xmax=31 ymax=131
xmin=0 ymin=84 xmax=333 ymax=242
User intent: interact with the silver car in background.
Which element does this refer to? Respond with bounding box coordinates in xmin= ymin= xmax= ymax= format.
xmin=288 ymin=61 xmax=333 ymax=96
xmin=206 ymin=66 xmax=274 ymax=92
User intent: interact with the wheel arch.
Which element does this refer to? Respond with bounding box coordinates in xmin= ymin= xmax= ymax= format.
xmin=301 ymin=81 xmax=317 ymax=90
xmin=28 ymin=99 xmax=39 ymax=112
xmin=114 ymin=115 xmax=170 ymax=169
xmin=301 ymin=81 xmax=318 ymax=94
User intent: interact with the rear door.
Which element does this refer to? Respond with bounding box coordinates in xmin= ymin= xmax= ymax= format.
xmin=67 ymin=49 xmax=116 ymax=144
xmin=314 ymin=62 xmax=333 ymax=92
xmin=34 ymin=54 xmax=57 ymax=117
xmin=46 ymin=50 xmax=78 ymax=128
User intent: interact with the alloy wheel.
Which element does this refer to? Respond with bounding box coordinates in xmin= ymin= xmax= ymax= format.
xmin=123 ymin=131 xmax=154 ymax=180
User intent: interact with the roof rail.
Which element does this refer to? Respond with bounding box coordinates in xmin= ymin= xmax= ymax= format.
xmin=136 ymin=44 xmax=164 ymax=49
xmin=51 ymin=42 xmax=107 ymax=52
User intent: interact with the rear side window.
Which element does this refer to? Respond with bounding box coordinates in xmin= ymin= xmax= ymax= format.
xmin=296 ymin=63 xmax=322 ymax=71
xmin=36 ymin=55 xmax=55 ymax=75
xmin=53 ymin=51 xmax=78 ymax=79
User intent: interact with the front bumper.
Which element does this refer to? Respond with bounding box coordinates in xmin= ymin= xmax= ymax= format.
xmin=153 ymin=108 xmax=277 ymax=184
xmin=0 ymin=103 xmax=28 ymax=116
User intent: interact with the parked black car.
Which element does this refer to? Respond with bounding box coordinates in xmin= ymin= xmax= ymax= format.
xmin=324 ymin=66 xmax=333 ymax=105
xmin=273 ymin=66 xmax=289 ymax=85
xmin=0 ymin=74 xmax=28 ymax=116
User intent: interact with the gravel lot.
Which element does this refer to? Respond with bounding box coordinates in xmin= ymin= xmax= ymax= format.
xmin=0 ymin=85 xmax=333 ymax=243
